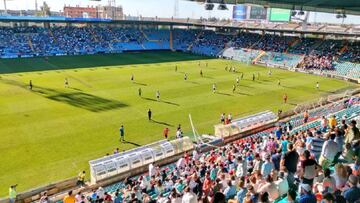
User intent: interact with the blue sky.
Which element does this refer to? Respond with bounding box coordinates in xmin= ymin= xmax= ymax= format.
xmin=2 ymin=0 xmax=360 ymax=24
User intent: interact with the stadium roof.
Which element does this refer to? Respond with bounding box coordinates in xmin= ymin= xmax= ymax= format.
xmin=190 ymin=0 xmax=360 ymax=15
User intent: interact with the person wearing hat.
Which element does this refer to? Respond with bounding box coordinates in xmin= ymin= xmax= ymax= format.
xmin=299 ymin=183 xmax=316 ymax=203
xmin=343 ymin=174 xmax=360 ymax=202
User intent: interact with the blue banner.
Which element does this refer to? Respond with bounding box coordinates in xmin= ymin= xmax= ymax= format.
xmin=232 ymin=5 xmax=247 ymax=20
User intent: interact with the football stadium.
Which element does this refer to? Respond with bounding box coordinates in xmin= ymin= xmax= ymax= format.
xmin=1 ymin=0 xmax=360 ymax=202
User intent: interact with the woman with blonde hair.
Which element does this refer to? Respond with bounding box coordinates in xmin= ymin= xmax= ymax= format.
xmin=333 ymin=163 xmax=348 ymax=190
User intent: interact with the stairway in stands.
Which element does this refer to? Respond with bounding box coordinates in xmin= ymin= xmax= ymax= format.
xmin=249 ymin=34 xmax=265 ymax=49
xmin=285 ymin=38 xmax=300 ymax=53
xmin=187 ymin=31 xmax=203 ymax=51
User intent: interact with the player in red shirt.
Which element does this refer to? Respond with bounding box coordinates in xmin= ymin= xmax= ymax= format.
xmin=163 ymin=127 xmax=169 ymax=140
xmin=283 ymin=93 xmax=288 ymax=104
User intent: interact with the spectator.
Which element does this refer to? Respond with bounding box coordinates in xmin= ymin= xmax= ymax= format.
xmin=63 ymin=190 xmax=75 ymax=203
xmin=320 ymin=168 xmax=336 ymax=193
xmin=321 ymin=116 xmax=328 ymax=132
xmin=235 ymin=180 xmax=247 ymax=203
xmin=271 ymin=149 xmax=282 ymax=171
xmin=329 ymin=115 xmax=337 ymax=129
xmin=182 ymin=186 xmax=198 ymax=203
xmin=39 ymin=192 xmax=49 ymax=203
xmin=261 ymin=153 xmax=274 ymax=178
xmin=343 ymin=143 xmax=355 ymax=163
xmin=258 ymin=175 xmax=279 ymax=201
xmin=287 ymin=189 xmax=297 ymax=203
xmin=224 ymin=180 xmax=237 ymax=200
xmin=300 ymin=150 xmax=319 ymax=186
xmin=299 ymin=183 xmax=316 ymax=203
xmin=345 ymin=120 xmax=360 ymax=144
xmin=281 ymin=143 xmax=299 ymax=185
xmin=309 ymin=131 xmax=325 ymax=160
xmin=343 ymin=175 xmax=360 ymax=202
xmin=275 ymin=171 xmax=289 ymax=197
xmin=319 ymin=133 xmax=338 ymax=168
xmin=322 ymin=193 xmax=335 ymax=203
xmin=258 ymin=192 xmax=270 ymax=203
xmin=213 ymin=192 xmax=226 ymax=203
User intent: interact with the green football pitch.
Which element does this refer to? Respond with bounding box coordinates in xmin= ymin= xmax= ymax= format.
xmin=0 ymin=51 xmax=357 ymax=196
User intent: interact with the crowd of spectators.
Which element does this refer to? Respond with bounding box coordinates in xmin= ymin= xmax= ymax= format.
xmin=299 ymin=54 xmax=335 ymax=71
xmin=56 ymin=102 xmax=360 ymax=203
xmin=191 ymin=30 xmax=232 ymax=56
xmin=341 ymin=41 xmax=360 ymax=63
xmin=1 ymin=26 xmax=359 ymax=68
xmin=252 ymin=34 xmax=293 ymax=53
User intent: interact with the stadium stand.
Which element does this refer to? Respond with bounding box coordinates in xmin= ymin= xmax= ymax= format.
xmin=257 ymin=52 xmax=303 ymax=68
xmin=48 ymin=97 xmax=360 ymax=203
xmin=0 ymin=26 xmax=360 ymax=79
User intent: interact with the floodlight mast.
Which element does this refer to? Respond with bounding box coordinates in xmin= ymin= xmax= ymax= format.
xmin=3 ymin=0 xmax=7 ymax=14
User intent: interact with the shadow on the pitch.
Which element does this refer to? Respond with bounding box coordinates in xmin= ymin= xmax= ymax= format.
xmin=151 ymin=119 xmax=174 ymax=127
xmin=142 ymin=97 xmax=158 ymax=102
xmin=142 ymin=97 xmax=179 ymax=106
xmin=216 ymin=92 xmax=234 ymax=96
xmin=235 ymin=92 xmax=252 ymax=96
xmin=27 ymin=85 xmax=128 ymax=112
xmin=202 ymin=76 xmax=214 ymax=79
xmin=189 ymin=81 xmax=200 ymax=85
xmin=162 ymin=100 xmax=180 ymax=106
xmin=123 ymin=140 xmax=141 ymax=147
xmin=47 ymin=92 xmax=128 ymax=112
xmin=282 ymin=85 xmax=294 ymax=89
xmin=133 ymin=82 xmax=147 ymax=86
xmin=69 ymin=87 xmax=82 ymax=91
xmin=239 ymin=84 xmax=254 ymax=89
xmin=288 ymin=102 xmax=298 ymax=106
xmin=319 ymin=89 xmax=336 ymax=94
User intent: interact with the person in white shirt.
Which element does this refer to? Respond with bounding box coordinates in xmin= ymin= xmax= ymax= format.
xmin=149 ymin=163 xmax=156 ymax=177
xmin=192 ymin=149 xmax=200 ymax=161
xmin=319 ymin=133 xmax=338 ymax=167
xmin=275 ymin=172 xmax=289 ymax=196
xmin=176 ymin=129 xmax=183 ymax=139
xmin=96 ymin=187 xmax=105 ymax=199
xmin=236 ymin=156 xmax=247 ymax=178
xmin=170 ymin=192 xmax=182 ymax=203
xmin=177 ymin=157 xmax=186 ymax=169
xmin=182 ymin=187 xmax=198 ymax=203
xmin=139 ymin=176 xmax=148 ymax=192
xmin=258 ymin=175 xmax=279 ymax=201
xmin=228 ymin=113 xmax=232 ymax=122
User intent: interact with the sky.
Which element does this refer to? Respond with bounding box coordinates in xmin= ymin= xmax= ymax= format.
xmin=1 ymin=0 xmax=360 ymax=24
